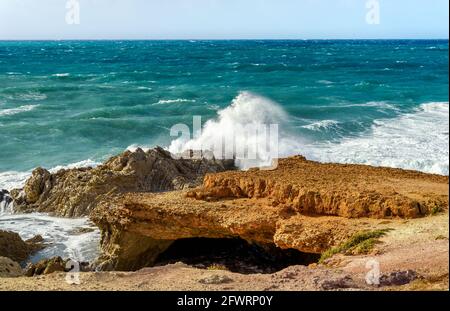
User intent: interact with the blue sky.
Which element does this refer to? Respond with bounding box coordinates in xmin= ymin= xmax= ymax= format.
xmin=0 ymin=0 xmax=448 ymax=39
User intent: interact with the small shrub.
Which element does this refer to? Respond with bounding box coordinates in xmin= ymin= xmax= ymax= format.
xmin=319 ymin=229 xmax=391 ymax=264
xmin=206 ymin=264 xmax=228 ymax=271
xmin=431 ymin=205 xmax=443 ymax=215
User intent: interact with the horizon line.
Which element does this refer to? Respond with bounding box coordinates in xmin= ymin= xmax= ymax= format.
xmin=0 ymin=38 xmax=449 ymax=41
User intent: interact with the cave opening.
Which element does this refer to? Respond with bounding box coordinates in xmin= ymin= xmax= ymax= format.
xmin=153 ymin=237 xmax=320 ymax=274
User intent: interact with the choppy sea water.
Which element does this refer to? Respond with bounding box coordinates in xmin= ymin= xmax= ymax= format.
xmin=0 ymin=40 xmax=448 ymax=262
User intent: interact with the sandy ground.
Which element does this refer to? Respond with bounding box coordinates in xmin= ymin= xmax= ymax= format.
xmin=1 ymin=212 xmax=448 ymax=291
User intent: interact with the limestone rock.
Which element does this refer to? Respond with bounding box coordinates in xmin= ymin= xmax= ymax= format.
xmin=0 ymin=230 xmax=45 ymax=263
xmin=91 ymin=156 xmax=448 ymax=271
xmin=25 ymin=256 xmax=79 ymax=276
xmin=320 ymin=275 xmax=356 ymax=290
xmin=11 ymin=147 xmax=234 ymax=217
xmin=198 ymin=274 xmax=233 ymax=284
xmin=0 ymin=257 xmax=22 ymax=278
xmin=187 ymin=156 xmax=448 ymax=218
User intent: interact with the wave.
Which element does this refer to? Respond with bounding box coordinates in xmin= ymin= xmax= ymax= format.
xmin=0 ymin=213 xmax=100 ymax=263
xmin=52 ymin=73 xmax=70 ymax=77
xmin=5 ymin=91 xmax=47 ymax=101
xmin=316 ymin=80 xmax=334 ymax=85
xmin=302 ymin=120 xmax=340 ymax=131
xmin=0 ymin=171 xmax=31 ymax=192
xmin=306 ymin=102 xmax=449 ymax=175
xmin=169 ymin=92 xmax=448 ymax=175
xmin=155 ymin=99 xmax=196 ymax=105
xmin=0 ymin=159 xmax=100 ymax=192
xmin=0 ymin=104 xmax=39 ymax=117
xmin=315 ymin=101 xmax=399 ymax=111
xmin=168 ymin=91 xmax=302 ymax=169
xmin=48 ymin=159 xmax=99 ymax=173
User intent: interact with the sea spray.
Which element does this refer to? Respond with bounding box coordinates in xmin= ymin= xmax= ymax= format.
xmin=169 ymin=91 xmax=304 ymax=169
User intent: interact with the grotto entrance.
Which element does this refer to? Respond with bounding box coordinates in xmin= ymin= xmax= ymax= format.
xmin=153 ymin=237 xmax=320 ymax=274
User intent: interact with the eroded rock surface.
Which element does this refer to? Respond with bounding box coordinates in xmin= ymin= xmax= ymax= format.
xmin=24 ymin=256 xmax=90 ymax=277
xmin=11 ymin=147 xmax=234 ymax=217
xmin=91 ymin=156 xmax=448 ymax=271
xmin=0 ymin=257 xmax=22 ymax=278
xmin=187 ymin=156 xmax=448 ymax=218
xmin=0 ymin=230 xmax=45 ymax=263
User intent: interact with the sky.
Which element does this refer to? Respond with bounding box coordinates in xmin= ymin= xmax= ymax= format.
xmin=0 ymin=0 xmax=448 ymax=40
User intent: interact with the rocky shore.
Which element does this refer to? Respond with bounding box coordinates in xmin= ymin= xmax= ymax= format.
xmin=0 ymin=148 xmax=448 ymax=291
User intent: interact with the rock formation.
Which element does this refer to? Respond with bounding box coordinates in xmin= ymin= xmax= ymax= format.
xmin=0 ymin=257 xmax=23 ymax=278
xmin=0 ymin=189 xmax=13 ymax=213
xmin=0 ymin=230 xmax=45 ymax=263
xmin=24 ymin=256 xmax=90 ymax=277
xmin=10 ymin=147 xmax=234 ymax=217
xmin=91 ymin=156 xmax=448 ymax=271
xmin=187 ymin=156 xmax=448 ymax=218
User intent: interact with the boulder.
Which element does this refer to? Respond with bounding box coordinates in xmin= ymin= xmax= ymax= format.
xmin=11 ymin=147 xmax=234 ymax=217
xmin=380 ymin=270 xmax=420 ymax=286
xmin=25 ymin=257 xmax=91 ymax=276
xmin=0 ymin=230 xmax=45 ymax=263
xmin=0 ymin=257 xmax=22 ymax=278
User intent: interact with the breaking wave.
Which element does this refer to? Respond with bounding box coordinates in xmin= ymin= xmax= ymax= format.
xmin=0 ymin=104 xmax=39 ymax=117
xmin=169 ymin=92 xmax=449 ymax=175
xmin=306 ymin=102 xmax=449 ymax=175
xmin=0 ymin=159 xmax=100 ymax=192
xmin=168 ymin=91 xmax=303 ymax=169
xmin=302 ymin=120 xmax=340 ymax=131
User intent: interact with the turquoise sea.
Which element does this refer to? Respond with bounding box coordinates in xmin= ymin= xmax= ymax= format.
xmin=0 ymin=40 xmax=448 ymax=190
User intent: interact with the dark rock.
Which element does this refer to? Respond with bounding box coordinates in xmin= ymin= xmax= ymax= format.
xmin=380 ymin=270 xmax=420 ymax=286
xmin=0 ymin=189 xmax=12 ymax=205
xmin=198 ymin=274 xmax=233 ymax=284
xmin=321 ymin=275 xmax=356 ymax=290
xmin=0 ymin=230 xmax=45 ymax=262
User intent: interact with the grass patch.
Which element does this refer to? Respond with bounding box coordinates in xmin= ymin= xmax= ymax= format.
xmin=206 ymin=264 xmax=228 ymax=271
xmin=430 ymin=205 xmax=443 ymax=215
xmin=319 ymin=229 xmax=391 ymax=264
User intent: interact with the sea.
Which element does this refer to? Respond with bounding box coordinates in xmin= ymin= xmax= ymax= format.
xmin=0 ymin=40 xmax=448 ymax=263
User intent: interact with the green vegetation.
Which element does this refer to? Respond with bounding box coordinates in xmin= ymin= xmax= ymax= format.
xmin=430 ymin=205 xmax=443 ymax=215
xmin=206 ymin=264 xmax=228 ymax=271
xmin=319 ymin=229 xmax=392 ymax=264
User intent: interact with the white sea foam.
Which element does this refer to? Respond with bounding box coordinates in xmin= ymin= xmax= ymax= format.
xmin=306 ymin=102 xmax=449 ymax=175
xmin=302 ymin=120 xmax=340 ymax=131
xmin=169 ymin=91 xmax=302 ymax=169
xmin=315 ymin=101 xmax=399 ymax=111
xmin=12 ymin=92 xmax=47 ymax=101
xmin=52 ymin=73 xmax=70 ymax=77
xmin=155 ymin=99 xmax=196 ymax=105
xmin=0 ymin=104 xmax=39 ymax=116
xmin=0 ymin=213 xmax=100 ymax=263
xmin=0 ymin=171 xmax=31 ymax=191
xmin=169 ymin=92 xmax=448 ymax=175
xmin=126 ymin=144 xmax=151 ymax=152
xmin=0 ymin=159 xmax=102 ymax=263
xmin=0 ymin=159 xmax=100 ymax=192
xmin=48 ymin=159 xmax=99 ymax=174
xmin=317 ymin=80 xmax=334 ymax=85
